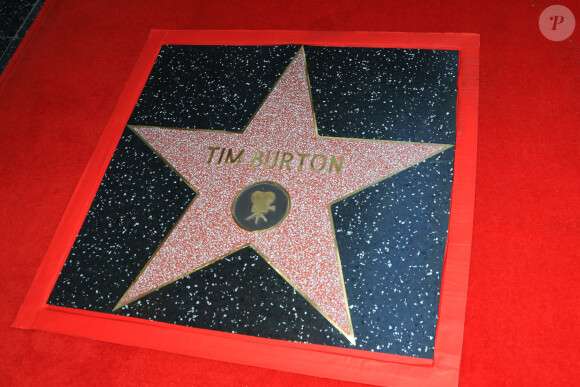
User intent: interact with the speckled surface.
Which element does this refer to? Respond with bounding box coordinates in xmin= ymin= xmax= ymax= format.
xmin=0 ymin=0 xmax=37 ymax=37
xmin=48 ymin=45 xmax=458 ymax=358
xmin=128 ymin=45 xmax=300 ymax=131
xmin=0 ymin=0 xmax=45 ymax=75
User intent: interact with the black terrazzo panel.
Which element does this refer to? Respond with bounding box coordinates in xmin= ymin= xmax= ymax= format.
xmin=49 ymin=45 xmax=458 ymax=359
xmin=48 ymin=127 xmax=196 ymax=311
xmin=0 ymin=0 xmax=46 ymax=75
xmin=332 ymin=150 xmax=453 ymax=356
xmin=0 ymin=0 xmax=37 ymax=36
xmin=305 ymin=46 xmax=457 ymax=144
xmin=16 ymin=0 xmax=44 ymax=38
xmin=0 ymin=38 xmax=10 ymax=55
xmin=119 ymin=247 xmax=351 ymax=344
xmin=128 ymin=45 xmax=299 ymax=131
xmin=0 ymin=38 xmax=21 ymax=73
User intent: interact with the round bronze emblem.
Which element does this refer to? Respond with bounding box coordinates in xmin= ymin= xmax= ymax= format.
xmin=232 ymin=181 xmax=290 ymax=232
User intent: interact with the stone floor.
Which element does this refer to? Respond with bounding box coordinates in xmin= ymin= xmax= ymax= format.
xmin=0 ymin=0 xmax=45 ymax=74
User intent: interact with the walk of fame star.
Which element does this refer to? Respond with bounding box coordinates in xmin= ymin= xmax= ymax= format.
xmin=114 ymin=46 xmax=452 ymax=343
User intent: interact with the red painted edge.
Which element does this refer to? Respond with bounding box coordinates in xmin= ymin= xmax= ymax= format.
xmin=12 ymin=30 xmax=479 ymax=387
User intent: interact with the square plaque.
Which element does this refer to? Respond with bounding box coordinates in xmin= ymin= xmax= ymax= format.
xmin=14 ymin=30 xmax=479 ymax=386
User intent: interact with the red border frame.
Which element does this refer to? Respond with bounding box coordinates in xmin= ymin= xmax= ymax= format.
xmin=12 ymin=30 xmax=479 ymax=386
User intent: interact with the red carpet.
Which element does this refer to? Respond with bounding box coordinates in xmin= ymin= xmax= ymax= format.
xmin=1 ymin=0 xmax=578 ymax=385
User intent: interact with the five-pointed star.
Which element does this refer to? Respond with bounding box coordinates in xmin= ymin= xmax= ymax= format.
xmin=115 ymin=47 xmax=451 ymax=344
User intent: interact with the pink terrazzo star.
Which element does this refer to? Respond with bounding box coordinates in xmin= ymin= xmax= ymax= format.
xmin=115 ymin=47 xmax=451 ymax=343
